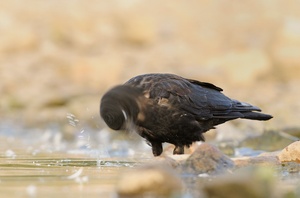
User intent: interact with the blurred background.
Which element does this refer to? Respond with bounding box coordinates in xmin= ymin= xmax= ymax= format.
xmin=0 ymin=0 xmax=299 ymax=136
xmin=1 ymin=2 xmax=300 ymax=197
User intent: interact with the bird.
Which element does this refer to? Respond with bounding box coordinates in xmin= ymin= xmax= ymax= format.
xmin=100 ymin=73 xmax=272 ymax=156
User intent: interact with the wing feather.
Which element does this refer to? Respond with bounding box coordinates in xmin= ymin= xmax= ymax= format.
xmin=125 ymin=73 xmax=260 ymax=120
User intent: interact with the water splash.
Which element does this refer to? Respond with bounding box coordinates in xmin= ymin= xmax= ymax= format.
xmin=77 ymin=128 xmax=91 ymax=149
xmin=67 ymin=168 xmax=83 ymax=180
xmin=66 ymin=113 xmax=79 ymax=127
xmin=5 ymin=149 xmax=16 ymax=158
xmin=67 ymin=113 xmax=92 ymax=150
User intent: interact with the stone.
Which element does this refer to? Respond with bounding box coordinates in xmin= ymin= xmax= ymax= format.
xmin=239 ymin=130 xmax=298 ymax=152
xmin=214 ymin=122 xmax=254 ymax=142
xmin=202 ymin=167 xmax=275 ymax=198
xmin=116 ymin=164 xmax=183 ymax=197
xmin=283 ymin=127 xmax=300 ymax=139
xmin=278 ymin=141 xmax=300 ymax=163
xmin=232 ymin=154 xmax=280 ymax=168
xmin=280 ymin=162 xmax=300 ymax=175
xmin=182 ymin=143 xmax=234 ymax=175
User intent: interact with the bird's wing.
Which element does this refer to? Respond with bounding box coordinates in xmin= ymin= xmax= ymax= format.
xmin=186 ymin=79 xmax=262 ymax=120
xmin=125 ymin=74 xmax=260 ymax=120
xmin=125 ymin=74 xmax=194 ymax=98
xmin=185 ymin=78 xmax=223 ymax=92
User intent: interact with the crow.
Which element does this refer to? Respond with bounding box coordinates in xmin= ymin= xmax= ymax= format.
xmin=100 ymin=73 xmax=272 ymax=156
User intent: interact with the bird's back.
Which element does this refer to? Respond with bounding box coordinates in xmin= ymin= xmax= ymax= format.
xmin=125 ymin=73 xmax=272 ymax=122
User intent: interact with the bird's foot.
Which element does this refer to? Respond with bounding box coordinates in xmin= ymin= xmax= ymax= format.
xmin=151 ymin=141 xmax=163 ymax=156
xmin=173 ymin=145 xmax=184 ymax=155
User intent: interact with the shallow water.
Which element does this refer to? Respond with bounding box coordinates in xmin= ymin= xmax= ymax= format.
xmin=0 ymin=148 xmax=136 ymax=198
xmin=0 ymin=149 xmax=145 ymax=198
xmin=1 ymin=123 xmax=300 ymax=198
xmin=0 ymin=123 xmax=145 ymax=198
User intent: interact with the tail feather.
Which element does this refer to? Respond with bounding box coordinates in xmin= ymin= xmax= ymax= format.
xmin=231 ymin=100 xmax=272 ymax=121
xmin=241 ymin=111 xmax=273 ymax=121
xmin=232 ymin=100 xmax=262 ymax=112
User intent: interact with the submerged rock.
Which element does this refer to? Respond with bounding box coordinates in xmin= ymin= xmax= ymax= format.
xmin=239 ymin=130 xmax=298 ymax=152
xmin=233 ymin=154 xmax=280 ymax=168
xmin=280 ymin=162 xmax=300 ymax=174
xmin=202 ymin=167 xmax=275 ymax=198
xmin=278 ymin=141 xmax=300 ymax=163
xmin=181 ymin=143 xmax=234 ymax=175
xmin=116 ymin=164 xmax=183 ymax=197
xmin=216 ymin=140 xmax=237 ymax=156
xmin=282 ymin=127 xmax=300 ymax=139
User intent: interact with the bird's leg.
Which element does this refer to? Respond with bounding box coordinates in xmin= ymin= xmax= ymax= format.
xmin=151 ymin=141 xmax=163 ymax=156
xmin=173 ymin=145 xmax=184 ymax=155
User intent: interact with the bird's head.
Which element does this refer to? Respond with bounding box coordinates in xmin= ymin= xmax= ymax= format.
xmin=100 ymin=85 xmax=143 ymax=130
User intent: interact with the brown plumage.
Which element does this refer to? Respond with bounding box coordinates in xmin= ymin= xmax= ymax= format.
xmin=100 ymin=73 xmax=272 ymax=156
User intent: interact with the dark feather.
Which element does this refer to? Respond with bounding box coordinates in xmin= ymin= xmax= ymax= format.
xmin=100 ymin=73 xmax=273 ymax=156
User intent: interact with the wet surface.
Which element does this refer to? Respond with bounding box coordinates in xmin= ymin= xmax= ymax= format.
xmin=1 ymin=125 xmax=300 ymax=198
xmin=0 ymin=151 xmax=141 ymax=198
xmin=0 ymin=151 xmax=130 ymax=198
xmin=0 ymin=125 xmax=143 ymax=198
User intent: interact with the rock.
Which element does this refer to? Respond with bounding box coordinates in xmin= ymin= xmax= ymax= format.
xmin=278 ymin=141 xmax=300 ymax=163
xmin=239 ymin=130 xmax=298 ymax=152
xmin=142 ymin=154 xmax=182 ymax=168
xmin=216 ymin=141 xmax=237 ymax=156
xmin=282 ymin=127 xmax=300 ymax=139
xmin=116 ymin=164 xmax=183 ymax=197
xmin=280 ymin=162 xmax=300 ymax=174
xmin=202 ymin=167 xmax=275 ymax=198
xmin=168 ymin=154 xmax=190 ymax=162
xmin=232 ymin=154 xmax=280 ymax=168
xmin=182 ymin=143 xmax=234 ymax=175
xmin=214 ymin=123 xmax=244 ymax=141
